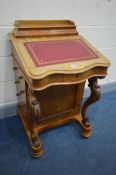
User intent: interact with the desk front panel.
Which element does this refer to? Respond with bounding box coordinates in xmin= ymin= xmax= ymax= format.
xmin=35 ymin=83 xmax=84 ymax=120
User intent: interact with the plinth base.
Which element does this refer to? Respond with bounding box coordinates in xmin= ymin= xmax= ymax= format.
xmin=18 ymin=105 xmax=92 ymax=158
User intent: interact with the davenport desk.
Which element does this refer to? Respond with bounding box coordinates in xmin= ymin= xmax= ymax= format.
xmin=9 ymin=20 xmax=110 ymax=157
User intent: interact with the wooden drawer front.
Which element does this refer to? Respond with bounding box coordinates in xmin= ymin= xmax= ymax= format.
xmin=13 ymin=60 xmax=26 ymax=106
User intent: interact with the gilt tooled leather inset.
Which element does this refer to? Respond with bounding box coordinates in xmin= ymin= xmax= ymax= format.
xmin=24 ymin=39 xmax=98 ymax=67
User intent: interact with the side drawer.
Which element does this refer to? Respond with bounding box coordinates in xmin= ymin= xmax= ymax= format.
xmin=13 ymin=60 xmax=26 ymax=107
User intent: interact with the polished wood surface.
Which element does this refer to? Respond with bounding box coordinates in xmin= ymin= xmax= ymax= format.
xmin=9 ymin=34 xmax=110 ymax=80
xmin=9 ymin=20 xmax=110 ymax=157
xmin=13 ymin=20 xmax=78 ymax=38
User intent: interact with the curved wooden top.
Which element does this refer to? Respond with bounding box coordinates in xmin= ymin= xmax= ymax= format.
xmin=9 ymin=20 xmax=110 ymax=83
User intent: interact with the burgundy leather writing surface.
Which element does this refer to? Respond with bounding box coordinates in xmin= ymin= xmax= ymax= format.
xmin=24 ymin=39 xmax=98 ymax=67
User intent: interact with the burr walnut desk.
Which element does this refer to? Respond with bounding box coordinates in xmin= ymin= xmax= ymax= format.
xmin=9 ymin=20 xmax=110 ymax=157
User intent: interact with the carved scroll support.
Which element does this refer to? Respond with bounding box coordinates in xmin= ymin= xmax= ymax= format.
xmin=81 ymin=77 xmax=101 ymax=137
xmin=27 ymin=88 xmax=43 ymax=157
xmin=28 ymin=89 xmax=41 ymax=122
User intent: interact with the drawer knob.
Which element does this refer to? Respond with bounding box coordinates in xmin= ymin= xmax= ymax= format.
xmin=19 ymin=76 xmax=23 ymax=80
xmin=20 ymin=90 xmax=25 ymax=94
xmin=13 ymin=67 xmax=18 ymax=71
xmin=16 ymin=90 xmax=25 ymax=96
xmin=15 ymin=81 xmax=20 ymax=84
xmin=16 ymin=93 xmax=20 ymax=96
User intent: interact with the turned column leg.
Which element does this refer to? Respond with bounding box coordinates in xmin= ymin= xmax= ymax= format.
xmin=27 ymin=88 xmax=43 ymax=157
xmin=81 ymin=77 xmax=101 ymax=137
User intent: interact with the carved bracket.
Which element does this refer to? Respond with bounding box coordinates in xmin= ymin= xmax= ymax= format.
xmin=81 ymin=77 xmax=101 ymax=127
xmin=31 ymin=131 xmax=41 ymax=148
xmin=28 ymin=88 xmax=41 ymax=122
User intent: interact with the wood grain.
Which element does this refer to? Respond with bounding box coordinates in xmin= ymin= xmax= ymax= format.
xmin=10 ymin=20 xmax=110 ymax=157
